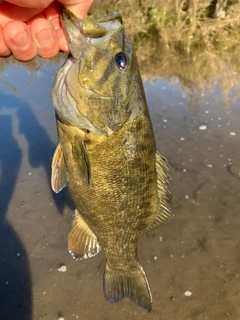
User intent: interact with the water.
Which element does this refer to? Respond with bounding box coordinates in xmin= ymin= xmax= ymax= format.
xmin=0 ymin=55 xmax=240 ymax=319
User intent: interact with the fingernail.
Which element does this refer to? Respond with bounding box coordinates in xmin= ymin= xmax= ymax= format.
xmin=10 ymin=30 xmax=29 ymax=48
xmin=36 ymin=28 xmax=54 ymax=47
xmin=61 ymin=40 xmax=69 ymax=52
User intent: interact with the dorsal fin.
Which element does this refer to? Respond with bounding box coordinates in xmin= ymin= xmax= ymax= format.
xmin=147 ymin=151 xmax=174 ymax=231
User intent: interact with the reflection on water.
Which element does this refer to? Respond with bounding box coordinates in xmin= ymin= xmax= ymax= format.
xmin=0 ymin=114 xmax=31 ymax=320
xmin=0 ymin=47 xmax=240 ymax=319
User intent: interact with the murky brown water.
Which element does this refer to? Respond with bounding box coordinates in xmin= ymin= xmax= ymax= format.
xmin=0 ymin=53 xmax=240 ymax=320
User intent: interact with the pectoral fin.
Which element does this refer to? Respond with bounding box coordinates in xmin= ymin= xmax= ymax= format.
xmin=68 ymin=210 xmax=101 ymax=260
xmin=147 ymin=151 xmax=174 ymax=232
xmin=72 ymin=138 xmax=91 ymax=186
xmin=51 ymin=143 xmax=67 ymax=193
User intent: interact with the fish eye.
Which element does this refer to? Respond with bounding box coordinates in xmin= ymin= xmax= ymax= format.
xmin=115 ymin=52 xmax=128 ymax=70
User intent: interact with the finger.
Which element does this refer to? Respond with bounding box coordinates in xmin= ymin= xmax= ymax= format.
xmin=3 ymin=20 xmax=37 ymax=61
xmin=0 ymin=2 xmax=40 ymax=26
xmin=0 ymin=0 xmax=53 ymax=10
xmin=30 ymin=16 xmax=59 ymax=58
xmin=43 ymin=1 xmax=68 ymax=52
xmin=59 ymin=0 xmax=94 ymax=18
xmin=55 ymin=27 xmax=68 ymax=52
xmin=44 ymin=0 xmax=94 ymax=51
xmin=0 ymin=24 xmax=11 ymax=56
xmin=43 ymin=0 xmax=62 ymax=27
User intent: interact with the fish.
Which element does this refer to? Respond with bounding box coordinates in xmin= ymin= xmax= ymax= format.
xmin=51 ymin=8 xmax=174 ymax=312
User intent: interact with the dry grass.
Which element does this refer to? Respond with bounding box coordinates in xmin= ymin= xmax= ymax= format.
xmin=90 ymin=0 xmax=240 ymax=103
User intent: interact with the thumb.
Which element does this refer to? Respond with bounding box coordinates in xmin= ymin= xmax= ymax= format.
xmin=59 ymin=0 xmax=94 ymax=18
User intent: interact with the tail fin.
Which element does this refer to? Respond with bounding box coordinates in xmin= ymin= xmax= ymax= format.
xmin=103 ymin=263 xmax=152 ymax=312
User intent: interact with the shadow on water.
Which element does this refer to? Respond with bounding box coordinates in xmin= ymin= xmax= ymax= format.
xmin=0 ymin=89 xmax=73 ymax=319
xmin=0 ymin=115 xmax=32 ymax=319
xmin=15 ymin=97 xmax=74 ymax=212
xmin=1 ymin=90 xmax=74 ymax=213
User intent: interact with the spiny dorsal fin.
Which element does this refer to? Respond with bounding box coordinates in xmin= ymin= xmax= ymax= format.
xmin=51 ymin=143 xmax=67 ymax=193
xmin=104 ymin=262 xmax=152 ymax=313
xmin=147 ymin=151 xmax=174 ymax=231
xmin=68 ymin=210 xmax=101 ymax=260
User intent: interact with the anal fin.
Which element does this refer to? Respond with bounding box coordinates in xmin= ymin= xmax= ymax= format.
xmin=68 ymin=210 xmax=101 ymax=260
xmin=51 ymin=143 xmax=67 ymax=193
xmin=147 ymin=151 xmax=174 ymax=232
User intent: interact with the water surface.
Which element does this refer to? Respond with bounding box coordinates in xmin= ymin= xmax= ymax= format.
xmin=0 ymin=55 xmax=240 ymax=319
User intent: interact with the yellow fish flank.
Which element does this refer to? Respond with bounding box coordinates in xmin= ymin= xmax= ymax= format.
xmin=51 ymin=8 xmax=174 ymax=312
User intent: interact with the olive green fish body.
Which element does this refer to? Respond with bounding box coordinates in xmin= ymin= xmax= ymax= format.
xmin=59 ymin=98 xmax=157 ymax=256
xmin=51 ymin=8 xmax=173 ymax=312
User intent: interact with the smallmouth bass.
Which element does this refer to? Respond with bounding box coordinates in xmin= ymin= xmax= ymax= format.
xmin=51 ymin=8 xmax=174 ymax=312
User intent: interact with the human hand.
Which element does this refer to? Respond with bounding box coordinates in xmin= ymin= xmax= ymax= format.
xmin=0 ymin=0 xmax=93 ymax=61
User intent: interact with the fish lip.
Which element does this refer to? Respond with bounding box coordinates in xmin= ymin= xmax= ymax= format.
xmin=61 ymin=7 xmax=124 ymax=71
xmin=61 ymin=8 xmax=123 ymax=45
xmin=60 ymin=8 xmax=87 ymax=60
xmin=68 ymin=54 xmax=77 ymax=64
xmin=61 ymin=8 xmax=83 ymax=38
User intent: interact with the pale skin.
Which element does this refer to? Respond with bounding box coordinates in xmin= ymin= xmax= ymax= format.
xmin=0 ymin=0 xmax=93 ymax=61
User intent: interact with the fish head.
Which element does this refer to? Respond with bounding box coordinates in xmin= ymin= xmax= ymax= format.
xmin=53 ymin=9 xmax=136 ymax=136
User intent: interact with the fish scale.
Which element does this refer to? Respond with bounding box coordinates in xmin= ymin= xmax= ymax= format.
xmin=51 ymin=8 xmax=174 ymax=312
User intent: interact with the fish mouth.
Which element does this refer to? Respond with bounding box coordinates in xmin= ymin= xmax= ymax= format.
xmin=61 ymin=8 xmax=122 ymax=38
xmin=53 ymin=9 xmax=129 ymax=136
xmin=62 ymin=9 xmax=122 ymax=101
xmin=61 ymin=8 xmax=123 ymax=60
